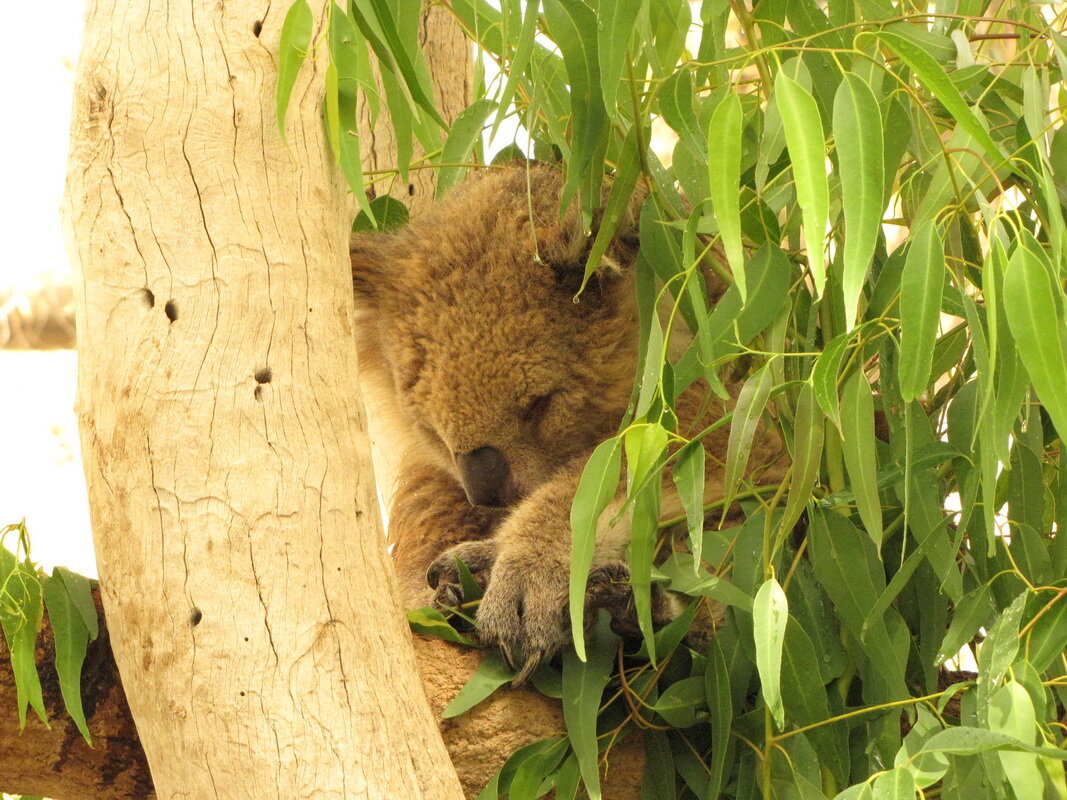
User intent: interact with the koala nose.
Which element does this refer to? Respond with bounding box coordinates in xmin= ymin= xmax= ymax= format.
xmin=456 ymin=446 xmax=514 ymax=507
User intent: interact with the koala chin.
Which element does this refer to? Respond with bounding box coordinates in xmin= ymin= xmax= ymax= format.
xmin=350 ymin=165 xmax=779 ymax=680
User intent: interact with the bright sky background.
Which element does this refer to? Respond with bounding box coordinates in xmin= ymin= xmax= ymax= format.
xmin=0 ymin=0 xmax=94 ymax=578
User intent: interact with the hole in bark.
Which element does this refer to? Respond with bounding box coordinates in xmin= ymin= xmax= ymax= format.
xmin=254 ymin=385 xmax=263 ymax=402
xmin=408 ymin=183 xmax=415 ymax=196
xmin=240 ymin=691 xmax=246 ymax=696
xmin=140 ymin=288 xmax=155 ymax=308
xmin=189 ymin=608 xmax=203 ymax=627
xmin=164 ymin=300 xmax=178 ymax=322
xmin=252 ymin=19 xmax=262 ymax=36
xmin=255 ymin=367 xmax=272 ymax=384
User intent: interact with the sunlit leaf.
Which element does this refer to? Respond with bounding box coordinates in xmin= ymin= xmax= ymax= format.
xmin=276 ymin=0 xmax=312 ymax=141
xmin=776 ymin=72 xmax=829 ymax=296
xmin=569 ymin=436 xmax=622 ymax=661
xmin=707 ymin=92 xmax=745 ymax=298
xmin=753 ymin=577 xmax=788 ymax=729
xmin=834 ymin=72 xmax=884 ymax=331
xmin=898 ymin=222 xmax=946 ymax=402
xmin=840 ymin=369 xmax=883 ymax=547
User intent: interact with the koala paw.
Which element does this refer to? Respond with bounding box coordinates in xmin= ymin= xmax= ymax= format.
xmin=474 ymin=551 xmax=571 ymax=683
xmin=426 ymin=539 xmax=498 ymax=610
xmin=475 ymin=558 xmax=682 ymax=683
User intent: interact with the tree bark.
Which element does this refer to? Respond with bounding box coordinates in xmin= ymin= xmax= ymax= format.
xmin=63 ymin=1 xmax=464 ymax=797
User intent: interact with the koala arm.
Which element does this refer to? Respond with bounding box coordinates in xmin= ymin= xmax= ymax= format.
xmin=389 ymin=458 xmax=505 ymax=607
xmin=431 ymin=457 xmax=645 ymax=681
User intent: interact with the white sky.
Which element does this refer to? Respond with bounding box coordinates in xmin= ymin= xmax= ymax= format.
xmin=0 ymin=1 xmax=93 ymax=578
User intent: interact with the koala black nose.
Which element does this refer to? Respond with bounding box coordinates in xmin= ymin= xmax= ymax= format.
xmin=456 ymin=446 xmax=513 ymax=507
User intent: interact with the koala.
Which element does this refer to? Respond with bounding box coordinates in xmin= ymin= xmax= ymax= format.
xmin=350 ymin=165 xmax=779 ymax=679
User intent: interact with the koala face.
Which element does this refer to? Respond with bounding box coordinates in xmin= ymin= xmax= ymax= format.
xmin=352 ymin=166 xmax=641 ymax=507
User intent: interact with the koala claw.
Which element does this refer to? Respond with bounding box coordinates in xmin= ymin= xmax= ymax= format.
xmin=426 ymin=539 xmax=499 ymax=601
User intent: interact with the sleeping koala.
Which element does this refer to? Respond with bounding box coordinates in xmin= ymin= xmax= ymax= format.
xmin=350 ymin=165 xmax=777 ymax=678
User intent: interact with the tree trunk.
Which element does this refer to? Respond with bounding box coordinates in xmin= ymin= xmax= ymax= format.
xmin=63 ymin=1 xmax=464 ymax=797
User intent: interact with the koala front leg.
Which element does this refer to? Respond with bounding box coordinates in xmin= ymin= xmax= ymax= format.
xmin=389 ymin=458 xmax=505 ymax=606
xmin=463 ymin=460 xmax=634 ymax=681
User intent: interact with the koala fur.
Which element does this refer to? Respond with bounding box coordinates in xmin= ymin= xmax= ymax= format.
xmin=351 ymin=165 xmax=782 ymax=678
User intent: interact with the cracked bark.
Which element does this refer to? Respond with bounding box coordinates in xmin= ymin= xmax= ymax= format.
xmin=62 ymin=1 xmax=464 ymax=797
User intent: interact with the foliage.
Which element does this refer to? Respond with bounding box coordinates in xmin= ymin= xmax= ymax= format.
xmin=0 ymin=521 xmax=99 ymax=745
xmin=283 ymin=1 xmax=1067 ymax=797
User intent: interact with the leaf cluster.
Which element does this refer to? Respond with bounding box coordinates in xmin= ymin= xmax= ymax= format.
xmin=283 ymin=0 xmax=1067 ymax=797
xmin=0 ymin=521 xmax=99 ymax=746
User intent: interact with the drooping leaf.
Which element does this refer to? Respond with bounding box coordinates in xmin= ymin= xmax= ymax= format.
xmin=276 ymin=0 xmax=313 ymax=141
xmin=876 ymin=30 xmax=1003 ymax=163
xmin=839 ymin=369 xmax=883 ymax=547
xmin=671 ymin=440 xmax=706 ymax=573
xmin=436 ymin=99 xmax=497 ymax=196
xmin=834 ymin=72 xmax=884 ymax=331
xmin=898 ymin=222 xmax=946 ymax=402
xmin=707 ymin=92 xmax=745 ymax=299
xmin=569 ymin=436 xmax=623 ymax=661
xmin=442 ymin=650 xmax=517 ymax=718
xmin=1003 ymin=239 xmax=1067 ymax=440
xmin=723 ymin=364 xmax=775 ymax=513
xmin=562 ymin=613 xmax=618 ymax=800
xmin=42 ymin=569 xmax=92 ymax=744
xmin=753 ymin=577 xmax=788 ymax=729
xmin=776 ymin=72 xmax=829 ymax=297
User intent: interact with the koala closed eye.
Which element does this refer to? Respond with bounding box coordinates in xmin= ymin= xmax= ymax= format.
xmin=521 ymin=391 xmax=561 ymax=424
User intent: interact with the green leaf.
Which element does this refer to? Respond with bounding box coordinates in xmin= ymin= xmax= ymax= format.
xmin=52 ymin=567 xmax=97 ymax=640
xmin=753 ymin=577 xmax=788 ymax=729
xmin=898 ymin=222 xmax=946 ymax=402
xmin=839 ymin=369 xmax=883 ymax=547
xmin=581 ymin=123 xmax=643 ymax=292
xmin=778 ymin=383 xmax=824 ymax=542
xmin=935 ymin=583 xmax=992 ymax=665
xmin=0 ymin=550 xmax=46 ymax=729
xmin=705 ymin=637 xmax=733 ymax=800
xmin=436 ymin=99 xmax=497 ymax=196
xmin=723 ymin=364 xmax=775 ymax=512
xmin=542 ymin=0 xmax=609 ymax=221
xmin=988 ymin=680 xmax=1045 ymax=800
xmin=809 ymin=509 xmax=907 ymax=700
xmin=834 ymin=72 xmax=884 ymax=331
xmin=671 ymin=441 xmax=706 ymax=573
xmin=569 ymin=436 xmax=623 ymax=661
xmin=875 ymin=30 xmax=1003 ymax=163
xmin=491 ymin=0 xmax=540 ymax=143
xmin=1003 ymin=240 xmax=1067 ymax=441
xmin=776 ymin=72 xmax=829 ymax=297
xmin=442 ymin=650 xmax=517 ymax=718
xmin=641 ymin=730 xmax=677 ymax=799
xmin=562 ymin=613 xmax=618 ymax=800
xmin=42 ymin=570 xmax=91 ymax=744
xmin=406 ymin=606 xmax=477 ymax=646
xmin=597 ymin=0 xmax=642 ymax=110
xmin=352 ymin=195 xmax=409 ymax=232
xmin=919 ymin=727 xmax=1067 ymax=760
xmin=276 ymin=0 xmax=312 ymax=141
xmin=811 ymin=330 xmax=851 ymax=434
xmin=872 ymin=766 xmax=917 ymax=800
xmin=707 ymin=92 xmax=745 ymax=299
xmin=651 ymin=676 xmax=707 ymax=728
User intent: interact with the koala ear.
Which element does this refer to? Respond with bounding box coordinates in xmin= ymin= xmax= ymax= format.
xmin=349 ymin=233 xmax=393 ymax=306
xmin=536 ymin=181 xmax=647 ymax=290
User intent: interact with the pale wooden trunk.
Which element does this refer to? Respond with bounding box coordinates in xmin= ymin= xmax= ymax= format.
xmin=63 ymin=1 xmax=463 ymax=797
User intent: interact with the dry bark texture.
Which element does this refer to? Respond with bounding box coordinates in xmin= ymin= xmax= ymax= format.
xmin=63 ymin=1 xmax=463 ymax=797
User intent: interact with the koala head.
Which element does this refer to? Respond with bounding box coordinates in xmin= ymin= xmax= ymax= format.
xmin=351 ymin=165 xmax=642 ymax=507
